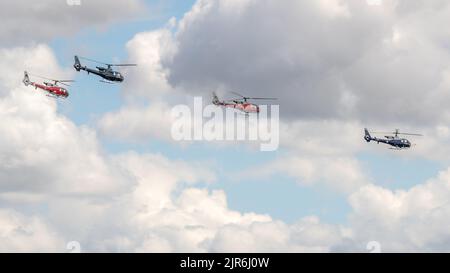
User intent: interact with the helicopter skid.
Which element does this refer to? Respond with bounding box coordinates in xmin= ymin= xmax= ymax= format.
xmin=46 ymin=94 xmax=67 ymax=100
xmin=100 ymin=80 xmax=115 ymax=84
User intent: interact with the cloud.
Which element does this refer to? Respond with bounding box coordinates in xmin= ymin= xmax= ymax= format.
xmin=228 ymin=120 xmax=370 ymax=193
xmin=97 ymin=28 xmax=183 ymax=143
xmin=339 ymin=168 xmax=450 ymax=252
xmin=209 ymin=217 xmax=345 ymax=252
xmin=0 ymin=209 xmax=64 ymax=252
xmin=130 ymin=188 xmax=273 ymax=252
xmin=123 ymin=28 xmax=177 ymax=100
xmin=0 ymin=0 xmax=146 ymax=46
xmin=0 ymin=92 xmax=131 ymax=197
xmin=98 ymin=100 xmax=175 ymax=142
xmin=242 ymin=155 xmax=369 ymax=194
xmin=25 ymin=155 xmax=450 ymax=253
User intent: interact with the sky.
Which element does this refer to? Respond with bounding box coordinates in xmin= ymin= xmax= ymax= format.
xmin=2 ymin=0 xmax=450 ymax=252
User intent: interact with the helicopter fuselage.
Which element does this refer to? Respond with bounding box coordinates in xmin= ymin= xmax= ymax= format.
xmin=365 ymin=135 xmax=411 ymax=149
xmin=75 ymin=65 xmax=124 ymax=82
xmin=28 ymin=82 xmax=69 ymax=98
xmin=214 ymin=101 xmax=260 ymax=114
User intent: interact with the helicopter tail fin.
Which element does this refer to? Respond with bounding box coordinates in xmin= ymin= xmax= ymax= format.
xmin=23 ymin=71 xmax=31 ymax=86
xmin=212 ymin=92 xmax=221 ymax=105
xmin=74 ymin=56 xmax=82 ymax=71
xmin=364 ymin=128 xmax=372 ymax=142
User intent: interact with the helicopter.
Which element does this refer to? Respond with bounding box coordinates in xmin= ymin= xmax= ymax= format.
xmin=23 ymin=71 xmax=73 ymax=99
xmin=212 ymin=92 xmax=277 ymax=114
xmin=364 ymin=128 xmax=423 ymax=150
xmin=73 ymin=56 xmax=136 ymax=83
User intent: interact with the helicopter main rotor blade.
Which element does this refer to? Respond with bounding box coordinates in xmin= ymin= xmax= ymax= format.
xmin=29 ymin=73 xmax=74 ymax=84
xmin=246 ymin=97 xmax=278 ymax=100
xmin=29 ymin=73 xmax=56 ymax=82
xmin=398 ymin=133 xmax=423 ymax=136
xmin=79 ymin=57 xmax=108 ymax=65
xmin=111 ymin=64 xmax=138 ymax=67
xmin=370 ymin=130 xmax=423 ymax=136
xmin=230 ymin=92 xmax=277 ymax=100
xmin=79 ymin=56 xmax=110 ymax=66
xmin=371 ymin=131 xmax=394 ymax=134
xmin=230 ymin=91 xmax=245 ymax=98
xmin=55 ymin=80 xmax=75 ymax=87
xmin=370 ymin=130 xmax=399 ymax=134
xmin=79 ymin=57 xmax=137 ymax=67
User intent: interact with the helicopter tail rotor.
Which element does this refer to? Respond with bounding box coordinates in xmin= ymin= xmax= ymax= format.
xmin=74 ymin=56 xmax=82 ymax=71
xmin=212 ymin=92 xmax=221 ymax=105
xmin=364 ymin=128 xmax=372 ymax=142
xmin=23 ymin=71 xmax=31 ymax=86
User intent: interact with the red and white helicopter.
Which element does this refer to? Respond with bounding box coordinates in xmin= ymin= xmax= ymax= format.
xmin=212 ymin=92 xmax=277 ymax=114
xmin=23 ymin=71 xmax=73 ymax=99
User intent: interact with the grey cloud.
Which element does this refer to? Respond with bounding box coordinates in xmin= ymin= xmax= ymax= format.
xmin=0 ymin=0 xmax=146 ymax=46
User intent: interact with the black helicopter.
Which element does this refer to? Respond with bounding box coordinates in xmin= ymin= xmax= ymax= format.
xmin=364 ymin=128 xmax=422 ymax=150
xmin=73 ymin=56 xmax=136 ymax=83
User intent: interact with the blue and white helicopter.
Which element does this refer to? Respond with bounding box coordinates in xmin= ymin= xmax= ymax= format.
xmin=364 ymin=128 xmax=422 ymax=150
